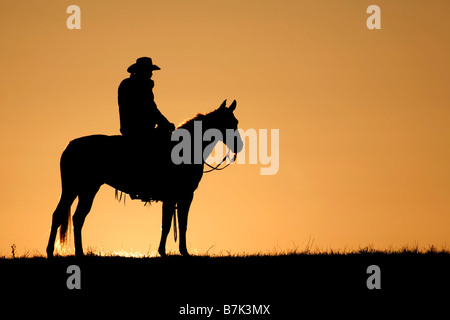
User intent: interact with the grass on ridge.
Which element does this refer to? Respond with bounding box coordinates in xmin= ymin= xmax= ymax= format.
xmin=1 ymin=242 xmax=449 ymax=260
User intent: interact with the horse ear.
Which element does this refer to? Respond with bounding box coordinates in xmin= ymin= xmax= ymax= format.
xmin=229 ymin=100 xmax=236 ymax=112
xmin=218 ymin=99 xmax=227 ymax=110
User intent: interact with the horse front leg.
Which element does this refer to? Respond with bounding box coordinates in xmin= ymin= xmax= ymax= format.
xmin=177 ymin=193 xmax=194 ymax=257
xmin=158 ymin=200 xmax=175 ymax=257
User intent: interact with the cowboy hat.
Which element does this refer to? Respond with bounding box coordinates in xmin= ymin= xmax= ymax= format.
xmin=127 ymin=57 xmax=161 ymax=73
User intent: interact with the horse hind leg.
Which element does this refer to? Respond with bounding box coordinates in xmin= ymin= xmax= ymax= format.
xmin=46 ymin=190 xmax=77 ymax=258
xmin=72 ymin=187 xmax=100 ymax=258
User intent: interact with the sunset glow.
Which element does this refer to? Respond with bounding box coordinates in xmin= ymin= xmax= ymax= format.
xmin=1 ymin=1 xmax=449 ymax=256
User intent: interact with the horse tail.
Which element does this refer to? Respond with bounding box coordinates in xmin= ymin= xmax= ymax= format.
xmin=58 ymin=145 xmax=75 ymax=245
xmin=59 ymin=203 xmax=72 ymax=245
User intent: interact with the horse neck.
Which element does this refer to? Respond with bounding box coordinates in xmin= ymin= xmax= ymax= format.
xmin=177 ymin=113 xmax=221 ymax=164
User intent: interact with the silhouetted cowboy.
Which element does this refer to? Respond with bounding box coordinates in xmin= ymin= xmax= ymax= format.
xmin=118 ymin=57 xmax=175 ymax=199
xmin=118 ymin=57 xmax=175 ymax=141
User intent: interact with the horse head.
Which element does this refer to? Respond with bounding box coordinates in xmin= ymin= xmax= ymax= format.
xmin=212 ymin=99 xmax=243 ymax=156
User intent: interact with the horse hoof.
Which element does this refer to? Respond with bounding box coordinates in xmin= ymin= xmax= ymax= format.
xmin=180 ymin=251 xmax=191 ymax=257
xmin=46 ymin=247 xmax=54 ymax=259
xmin=158 ymin=248 xmax=167 ymax=258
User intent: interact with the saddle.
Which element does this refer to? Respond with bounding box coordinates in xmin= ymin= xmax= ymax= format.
xmin=114 ymin=130 xmax=173 ymax=203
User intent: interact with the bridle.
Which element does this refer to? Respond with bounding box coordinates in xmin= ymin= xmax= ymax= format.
xmin=203 ymin=148 xmax=237 ymax=173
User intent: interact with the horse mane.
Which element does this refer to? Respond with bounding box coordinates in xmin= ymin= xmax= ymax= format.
xmin=177 ymin=112 xmax=209 ymax=130
xmin=177 ymin=104 xmax=229 ymax=131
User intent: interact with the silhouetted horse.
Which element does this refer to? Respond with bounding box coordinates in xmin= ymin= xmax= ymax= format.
xmin=46 ymin=100 xmax=243 ymax=258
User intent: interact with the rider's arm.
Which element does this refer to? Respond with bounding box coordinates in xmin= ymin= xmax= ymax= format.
xmin=152 ymin=103 xmax=171 ymax=127
xmin=148 ymin=80 xmax=174 ymax=131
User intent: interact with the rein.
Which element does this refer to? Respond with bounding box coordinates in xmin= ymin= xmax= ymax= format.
xmin=203 ymin=149 xmax=237 ymax=173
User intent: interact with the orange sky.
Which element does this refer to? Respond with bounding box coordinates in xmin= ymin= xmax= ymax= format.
xmin=1 ymin=1 xmax=449 ymax=256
